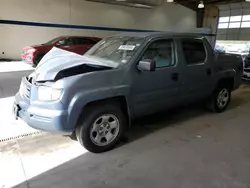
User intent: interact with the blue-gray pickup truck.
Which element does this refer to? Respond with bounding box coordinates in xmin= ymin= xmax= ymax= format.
xmin=14 ymin=32 xmax=243 ymax=153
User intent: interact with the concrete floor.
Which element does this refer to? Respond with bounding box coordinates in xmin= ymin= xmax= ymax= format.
xmin=0 ymin=61 xmax=38 ymax=140
xmin=0 ymin=82 xmax=250 ymax=188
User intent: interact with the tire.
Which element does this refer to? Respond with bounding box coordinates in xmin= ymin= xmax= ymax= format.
xmin=207 ymin=85 xmax=231 ymax=113
xmin=76 ymin=103 xmax=126 ymax=153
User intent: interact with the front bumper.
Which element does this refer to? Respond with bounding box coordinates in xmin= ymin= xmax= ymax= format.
xmin=14 ymin=80 xmax=73 ymax=135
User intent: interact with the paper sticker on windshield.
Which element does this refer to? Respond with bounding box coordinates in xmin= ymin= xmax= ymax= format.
xmin=118 ymin=45 xmax=136 ymax=51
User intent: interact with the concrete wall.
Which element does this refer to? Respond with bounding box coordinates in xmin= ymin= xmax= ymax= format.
xmin=203 ymin=6 xmax=219 ymax=47
xmin=0 ymin=0 xmax=196 ymax=59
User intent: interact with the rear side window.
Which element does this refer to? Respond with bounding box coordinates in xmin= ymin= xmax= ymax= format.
xmin=182 ymin=39 xmax=206 ymax=65
xmin=75 ymin=38 xmax=96 ymax=45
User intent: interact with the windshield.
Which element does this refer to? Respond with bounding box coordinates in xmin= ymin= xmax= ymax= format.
xmin=43 ymin=37 xmax=62 ymax=45
xmin=85 ymin=36 xmax=144 ymax=66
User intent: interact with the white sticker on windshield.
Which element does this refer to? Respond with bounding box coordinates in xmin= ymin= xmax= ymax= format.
xmin=118 ymin=45 xmax=136 ymax=51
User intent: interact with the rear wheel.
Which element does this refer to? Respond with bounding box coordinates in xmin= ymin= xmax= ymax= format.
xmin=207 ymin=85 xmax=231 ymax=113
xmin=76 ymin=103 xmax=126 ymax=153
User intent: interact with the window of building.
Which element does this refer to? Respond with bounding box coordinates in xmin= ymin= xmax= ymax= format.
xmin=229 ymin=22 xmax=241 ymax=28
xmin=219 ymin=17 xmax=230 ymax=23
xmin=218 ymin=23 xmax=229 ymax=29
xmin=230 ymin=16 xmax=242 ymax=22
xmin=241 ymin=21 xmax=250 ymax=28
xmin=218 ymin=15 xmax=250 ymax=29
xmin=242 ymin=15 xmax=250 ymax=21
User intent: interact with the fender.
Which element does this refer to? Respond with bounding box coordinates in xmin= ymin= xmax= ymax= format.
xmin=66 ymin=85 xmax=131 ymax=130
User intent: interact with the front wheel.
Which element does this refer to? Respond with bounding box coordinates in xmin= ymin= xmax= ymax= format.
xmin=76 ymin=103 xmax=126 ymax=153
xmin=207 ymin=86 xmax=231 ymax=113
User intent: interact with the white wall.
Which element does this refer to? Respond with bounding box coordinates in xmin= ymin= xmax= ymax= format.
xmin=0 ymin=0 xmax=196 ymax=59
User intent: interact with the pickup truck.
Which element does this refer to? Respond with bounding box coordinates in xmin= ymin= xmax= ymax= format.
xmin=14 ymin=32 xmax=242 ymax=153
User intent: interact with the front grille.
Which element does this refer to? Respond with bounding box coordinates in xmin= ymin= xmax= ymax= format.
xmin=23 ymin=84 xmax=31 ymax=99
xmin=27 ymin=76 xmax=33 ymax=84
xmin=20 ymin=78 xmax=31 ymax=99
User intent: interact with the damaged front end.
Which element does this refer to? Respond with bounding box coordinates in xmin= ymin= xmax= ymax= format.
xmin=33 ymin=47 xmax=117 ymax=82
xmin=54 ymin=64 xmax=112 ymax=81
xmin=23 ymin=47 xmax=115 ymax=102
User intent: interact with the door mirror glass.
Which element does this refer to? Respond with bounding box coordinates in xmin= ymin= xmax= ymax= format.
xmin=137 ymin=59 xmax=156 ymax=71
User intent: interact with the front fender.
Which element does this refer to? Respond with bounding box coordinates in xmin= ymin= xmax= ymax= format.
xmin=66 ymin=85 xmax=131 ymax=130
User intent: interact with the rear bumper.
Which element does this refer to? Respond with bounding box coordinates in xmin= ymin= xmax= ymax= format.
xmin=14 ymin=92 xmax=73 ymax=136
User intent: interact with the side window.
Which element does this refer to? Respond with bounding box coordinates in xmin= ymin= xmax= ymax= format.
xmin=76 ymin=38 xmax=96 ymax=45
xmin=182 ymin=39 xmax=206 ymax=65
xmin=141 ymin=40 xmax=175 ymax=68
xmin=58 ymin=38 xmax=74 ymax=46
xmin=84 ymin=38 xmax=97 ymax=44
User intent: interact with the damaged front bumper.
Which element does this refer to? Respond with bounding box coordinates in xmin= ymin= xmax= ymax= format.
xmin=13 ymin=78 xmax=73 ymax=135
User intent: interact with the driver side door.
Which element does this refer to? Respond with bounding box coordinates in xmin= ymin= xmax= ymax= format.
xmin=131 ymin=38 xmax=183 ymax=117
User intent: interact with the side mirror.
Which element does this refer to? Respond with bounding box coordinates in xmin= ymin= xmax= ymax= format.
xmin=137 ymin=59 xmax=156 ymax=71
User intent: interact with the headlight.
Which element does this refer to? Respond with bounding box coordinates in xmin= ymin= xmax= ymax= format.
xmin=27 ymin=48 xmax=36 ymax=53
xmin=37 ymin=86 xmax=62 ymax=101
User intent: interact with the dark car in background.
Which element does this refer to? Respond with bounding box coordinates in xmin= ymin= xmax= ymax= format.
xmin=242 ymin=54 xmax=250 ymax=80
xmin=21 ymin=36 xmax=101 ymax=66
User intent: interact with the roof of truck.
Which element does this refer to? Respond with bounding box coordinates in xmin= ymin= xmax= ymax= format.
xmin=114 ymin=32 xmax=208 ymax=39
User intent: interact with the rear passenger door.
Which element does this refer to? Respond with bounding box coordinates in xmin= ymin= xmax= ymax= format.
xmin=179 ymin=38 xmax=214 ymax=102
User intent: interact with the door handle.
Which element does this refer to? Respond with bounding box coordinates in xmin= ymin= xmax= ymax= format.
xmin=206 ymin=68 xmax=212 ymax=76
xmin=171 ymin=73 xmax=179 ymax=81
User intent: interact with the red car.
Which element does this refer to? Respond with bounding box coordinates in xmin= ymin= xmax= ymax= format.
xmin=21 ymin=36 xmax=101 ymax=66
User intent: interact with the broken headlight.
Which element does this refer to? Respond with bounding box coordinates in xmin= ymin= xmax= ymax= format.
xmin=37 ymin=86 xmax=62 ymax=101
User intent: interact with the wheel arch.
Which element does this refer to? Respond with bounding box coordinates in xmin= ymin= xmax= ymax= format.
xmin=70 ymin=95 xmax=131 ymax=134
xmin=216 ymin=77 xmax=234 ymax=91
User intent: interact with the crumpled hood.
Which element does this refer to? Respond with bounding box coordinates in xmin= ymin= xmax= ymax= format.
xmin=34 ymin=47 xmax=118 ymax=82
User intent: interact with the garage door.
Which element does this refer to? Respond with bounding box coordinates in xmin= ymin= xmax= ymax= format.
xmin=217 ymin=2 xmax=250 ymax=40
